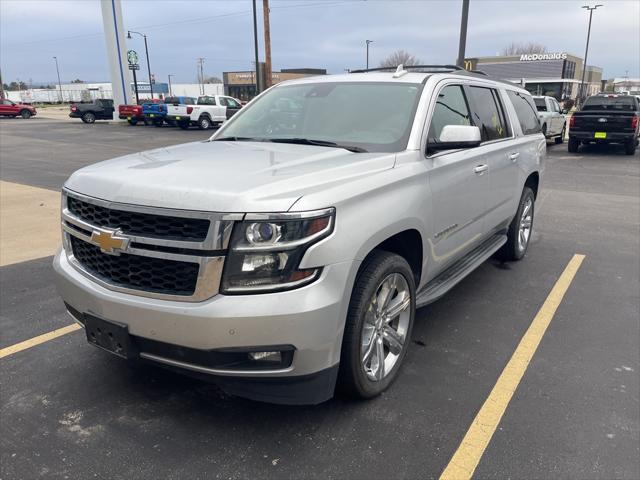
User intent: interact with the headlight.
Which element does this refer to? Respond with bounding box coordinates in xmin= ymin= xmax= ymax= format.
xmin=221 ymin=208 xmax=335 ymax=294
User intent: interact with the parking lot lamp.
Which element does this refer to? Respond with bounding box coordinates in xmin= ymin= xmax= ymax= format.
xmin=53 ymin=56 xmax=63 ymax=103
xmin=168 ymin=74 xmax=174 ymax=96
xmin=365 ymin=40 xmax=373 ymax=69
xmin=578 ymin=4 xmax=603 ymax=105
xmin=127 ymin=31 xmax=154 ymax=99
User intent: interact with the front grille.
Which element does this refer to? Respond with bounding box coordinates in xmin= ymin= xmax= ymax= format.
xmin=67 ymin=196 xmax=210 ymax=242
xmin=70 ymin=236 xmax=199 ymax=296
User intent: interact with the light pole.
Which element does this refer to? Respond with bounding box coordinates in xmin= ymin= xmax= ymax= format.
xmin=168 ymin=74 xmax=174 ymax=96
xmin=252 ymin=0 xmax=261 ymax=95
xmin=127 ymin=30 xmax=154 ymax=99
xmin=53 ymin=56 xmax=63 ymax=103
xmin=365 ymin=40 xmax=373 ymax=69
xmin=456 ymin=0 xmax=470 ymax=68
xmin=578 ymin=4 xmax=602 ymax=104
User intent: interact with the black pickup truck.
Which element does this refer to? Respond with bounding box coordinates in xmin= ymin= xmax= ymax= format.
xmin=568 ymin=94 xmax=639 ymax=155
xmin=69 ymin=99 xmax=115 ymax=124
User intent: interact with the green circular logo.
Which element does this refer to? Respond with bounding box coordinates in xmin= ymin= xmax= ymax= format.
xmin=127 ymin=50 xmax=139 ymax=65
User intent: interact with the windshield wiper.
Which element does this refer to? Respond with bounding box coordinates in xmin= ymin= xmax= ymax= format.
xmin=266 ymin=138 xmax=368 ymax=153
xmin=213 ymin=136 xmax=262 ymax=142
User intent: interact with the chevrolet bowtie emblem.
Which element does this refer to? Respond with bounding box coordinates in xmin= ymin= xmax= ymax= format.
xmin=91 ymin=228 xmax=129 ymax=255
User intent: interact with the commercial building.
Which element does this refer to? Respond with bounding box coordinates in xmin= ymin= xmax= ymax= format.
xmin=464 ymin=52 xmax=603 ymax=101
xmin=607 ymin=77 xmax=640 ymax=95
xmin=223 ymin=68 xmax=326 ymax=101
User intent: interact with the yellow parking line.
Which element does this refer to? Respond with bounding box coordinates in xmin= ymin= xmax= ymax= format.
xmin=0 ymin=324 xmax=82 ymax=359
xmin=440 ymin=253 xmax=586 ymax=480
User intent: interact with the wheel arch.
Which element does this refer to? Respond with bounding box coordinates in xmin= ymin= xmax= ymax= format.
xmin=525 ymin=171 xmax=539 ymax=199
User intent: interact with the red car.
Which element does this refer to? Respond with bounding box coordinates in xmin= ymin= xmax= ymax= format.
xmin=0 ymin=99 xmax=37 ymax=119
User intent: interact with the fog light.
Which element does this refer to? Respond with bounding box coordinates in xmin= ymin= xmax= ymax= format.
xmin=248 ymin=351 xmax=282 ymax=362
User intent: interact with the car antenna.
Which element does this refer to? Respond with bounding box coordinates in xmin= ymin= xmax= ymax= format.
xmin=393 ymin=64 xmax=408 ymax=78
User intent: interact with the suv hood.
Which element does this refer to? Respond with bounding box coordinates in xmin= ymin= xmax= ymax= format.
xmin=65 ymin=140 xmax=396 ymax=212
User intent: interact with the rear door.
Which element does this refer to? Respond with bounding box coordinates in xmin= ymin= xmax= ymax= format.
xmin=220 ymin=96 xmax=242 ymax=119
xmin=548 ymin=98 xmax=563 ymax=135
xmin=424 ymin=83 xmax=489 ymax=276
xmin=466 ymin=84 xmax=518 ymax=234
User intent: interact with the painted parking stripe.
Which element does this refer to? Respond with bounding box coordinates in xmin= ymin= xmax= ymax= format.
xmin=0 ymin=181 xmax=61 ymax=266
xmin=440 ymin=254 xmax=586 ymax=480
xmin=0 ymin=324 xmax=82 ymax=359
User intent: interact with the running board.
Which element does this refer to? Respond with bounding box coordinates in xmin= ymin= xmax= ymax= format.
xmin=416 ymin=234 xmax=507 ymax=307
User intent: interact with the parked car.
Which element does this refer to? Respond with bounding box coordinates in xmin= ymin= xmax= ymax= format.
xmin=166 ymin=95 xmax=243 ymax=130
xmin=118 ymin=104 xmax=148 ymax=126
xmin=533 ymin=95 xmax=566 ymax=143
xmin=143 ymin=96 xmax=196 ymax=127
xmin=54 ymin=66 xmax=545 ymax=405
xmin=568 ymin=93 xmax=639 ymax=155
xmin=69 ymin=99 xmax=115 ymax=123
xmin=0 ymin=99 xmax=37 ymax=119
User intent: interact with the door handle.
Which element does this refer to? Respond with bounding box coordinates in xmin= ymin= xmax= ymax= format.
xmin=509 ymin=152 xmax=520 ymax=162
xmin=474 ymin=164 xmax=488 ymax=175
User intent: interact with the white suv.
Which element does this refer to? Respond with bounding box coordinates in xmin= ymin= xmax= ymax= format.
xmin=533 ymin=95 xmax=567 ymax=143
xmin=54 ymin=65 xmax=545 ymax=405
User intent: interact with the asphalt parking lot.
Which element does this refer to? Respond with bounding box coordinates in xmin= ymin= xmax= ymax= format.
xmin=1 ymin=117 xmax=638 ymax=479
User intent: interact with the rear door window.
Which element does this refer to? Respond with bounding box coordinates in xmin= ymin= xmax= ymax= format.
xmin=534 ymin=98 xmax=547 ymax=112
xmin=427 ymin=85 xmax=472 ymax=143
xmin=507 ymin=91 xmax=542 ymax=135
xmin=468 ymin=86 xmax=509 ymax=141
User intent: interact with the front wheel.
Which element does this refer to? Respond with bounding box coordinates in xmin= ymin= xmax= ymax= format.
xmin=555 ymin=124 xmax=565 ymax=144
xmin=568 ymin=137 xmax=579 ymax=153
xmin=625 ymin=138 xmax=637 ymax=155
xmin=338 ymin=251 xmax=415 ymax=399
xmin=498 ymin=187 xmax=535 ymax=261
xmin=81 ymin=112 xmax=96 ymax=124
xmin=20 ymin=110 xmax=32 ymax=119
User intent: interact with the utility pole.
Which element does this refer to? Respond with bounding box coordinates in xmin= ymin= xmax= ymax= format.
xmin=53 ymin=56 xmax=63 ymax=103
xmin=197 ymin=57 xmax=205 ymax=95
xmin=263 ymin=0 xmax=272 ymax=89
xmin=252 ymin=0 xmax=261 ymax=95
xmin=456 ymin=0 xmax=470 ymax=68
xmin=578 ymin=4 xmax=602 ymax=105
xmin=0 ymin=69 xmax=5 ymax=99
xmin=365 ymin=40 xmax=373 ymax=69
xmin=168 ymin=74 xmax=174 ymax=96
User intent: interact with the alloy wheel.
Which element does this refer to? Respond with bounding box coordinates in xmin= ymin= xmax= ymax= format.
xmin=518 ymin=197 xmax=533 ymax=252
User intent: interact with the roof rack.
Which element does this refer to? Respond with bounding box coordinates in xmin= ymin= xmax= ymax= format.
xmin=350 ymin=64 xmax=464 ymax=74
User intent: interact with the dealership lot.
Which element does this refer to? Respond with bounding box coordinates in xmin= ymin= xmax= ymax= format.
xmin=1 ymin=119 xmax=638 ymax=479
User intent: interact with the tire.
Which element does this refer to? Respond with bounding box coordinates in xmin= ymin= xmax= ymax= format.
xmin=81 ymin=112 xmax=96 ymax=124
xmin=625 ymin=138 xmax=637 ymax=155
xmin=198 ymin=116 xmax=211 ymax=130
xmin=143 ymin=118 xmax=151 ymax=126
xmin=153 ymin=119 xmax=163 ymax=127
xmin=338 ymin=251 xmax=416 ymax=399
xmin=568 ymin=136 xmax=579 ymax=153
xmin=542 ymin=123 xmax=547 ymax=138
xmin=555 ymin=124 xmax=565 ymax=144
xmin=20 ymin=109 xmax=32 ymax=119
xmin=127 ymin=118 xmax=138 ymax=126
xmin=178 ymin=120 xmax=190 ymax=130
xmin=498 ymin=187 xmax=535 ymax=261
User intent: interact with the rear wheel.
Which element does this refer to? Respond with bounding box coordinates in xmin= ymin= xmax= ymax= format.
xmin=568 ymin=137 xmax=579 ymax=153
xmin=555 ymin=124 xmax=565 ymax=144
xmin=20 ymin=109 xmax=32 ymax=119
xmin=178 ymin=120 xmax=190 ymax=130
xmin=338 ymin=251 xmax=415 ymax=399
xmin=127 ymin=118 xmax=138 ymax=126
xmin=153 ymin=119 xmax=163 ymax=127
xmin=542 ymin=123 xmax=547 ymax=138
xmin=498 ymin=187 xmax=535 ymax=261
xmin=625 ymin=138 xmax=637 ymax=155
xmin=198 ymin=116 xmax=211 ymax=130
xmin=143 ymin=118 xmax=151 ymax=126
xmin=81 ymin=112 xmax=96 ymax=124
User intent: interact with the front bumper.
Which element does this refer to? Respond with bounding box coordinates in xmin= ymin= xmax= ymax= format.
xmin=53 ymin=249 xmax=358 ymax=404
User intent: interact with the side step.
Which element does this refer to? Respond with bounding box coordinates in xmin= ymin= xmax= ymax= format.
xmin=416 ymin=234 xmax=507 ymax=307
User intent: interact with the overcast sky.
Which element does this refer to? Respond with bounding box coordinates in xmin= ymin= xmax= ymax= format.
xmin=1 ymin=0 xmax=638 ymax=86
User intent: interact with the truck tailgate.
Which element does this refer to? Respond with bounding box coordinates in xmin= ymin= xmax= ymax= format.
xmin=167 ymin=105 xmax=188 ymax=117
xmin=573 ymin=112 xmax=635 ymax=132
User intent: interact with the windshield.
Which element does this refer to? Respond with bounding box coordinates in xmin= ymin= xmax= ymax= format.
xmin=582 ymin=96 xmax=637 ymax=111
xmin=533 ymin=98 xmax=547 ymax=112
xmin=214 ymin=82 xmax=423 ymax=152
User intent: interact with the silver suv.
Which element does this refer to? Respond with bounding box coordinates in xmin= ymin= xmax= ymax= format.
xmin=54 ymin=65 xmax=545 ymax=405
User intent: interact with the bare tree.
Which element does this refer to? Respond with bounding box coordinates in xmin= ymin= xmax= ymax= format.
xmin=501 ymin=42 xmax=548 ymax=56
xmin=379 ymin=50 xmax=421 ymax=68
xmin=204 ymin=76 xmax=223 ymax=84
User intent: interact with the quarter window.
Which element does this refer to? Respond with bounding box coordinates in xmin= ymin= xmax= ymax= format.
xmin=427 ymin=85 xmax=472 ymax=143
xmin=468 ymin=86 xmax=508 ymax=141
xmin=507 ymin=91 xmax=542 ymax=135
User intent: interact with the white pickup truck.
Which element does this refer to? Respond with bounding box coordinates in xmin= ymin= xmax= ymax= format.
xmin=532 ymin=95 xmax=567 ymax=143
xmin=166 ymin=95 xmax=242 ymax=130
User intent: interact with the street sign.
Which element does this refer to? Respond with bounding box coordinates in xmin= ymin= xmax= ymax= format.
xmin=128 ymin=64 xmax=140 ymax=70
xmin=127 ymin=50 xmax=139 ymax=65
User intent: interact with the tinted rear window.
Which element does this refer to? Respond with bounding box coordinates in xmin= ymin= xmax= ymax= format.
xmin=507 ymin=91 xmax=541 ymax=135
xmin=534 ymin=98 xmax=547 ymax=111
xmin=582 ymin=96 xmax=637 ymax=111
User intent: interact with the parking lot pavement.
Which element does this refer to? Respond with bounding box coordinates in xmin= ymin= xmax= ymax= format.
xmin=0 ymin=119 xmax=638 ymax=479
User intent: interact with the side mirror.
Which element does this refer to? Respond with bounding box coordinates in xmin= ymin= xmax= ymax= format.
xmin=428 ymin=125 xmax=481 ymax=151
xmin=561 ymin=109 xmax=568 ymax=114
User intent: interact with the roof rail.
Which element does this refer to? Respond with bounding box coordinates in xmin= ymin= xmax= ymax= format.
xmin=350 ymin=64 xmax=464 ymax=74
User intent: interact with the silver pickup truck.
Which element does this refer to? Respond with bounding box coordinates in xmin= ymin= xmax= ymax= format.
xmin=54 ymin=65 xmax=545 ymax=405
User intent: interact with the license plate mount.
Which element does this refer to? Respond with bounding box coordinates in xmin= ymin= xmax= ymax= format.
xmin=594 ymin=131 xmax=607 ymax=139
xmin=84 ymin=315 xmax=136 ymax=359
